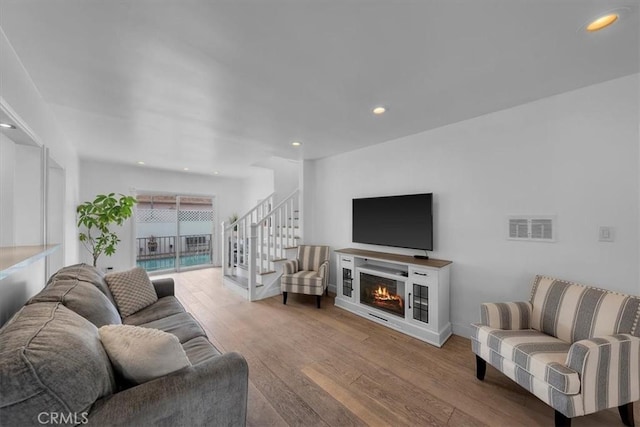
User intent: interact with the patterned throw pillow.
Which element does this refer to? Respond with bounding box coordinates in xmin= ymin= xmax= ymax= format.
xmin=105 ymin=267 xmax=158 ymax=317
xmin=99 ymin=325 xmax=191 ymax=384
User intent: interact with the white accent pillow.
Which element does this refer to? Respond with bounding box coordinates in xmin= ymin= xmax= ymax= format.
xmin=105 ymin=267 xmax=158 ymax=317
xmin=99 ymin=325 xmax=191 ymax=384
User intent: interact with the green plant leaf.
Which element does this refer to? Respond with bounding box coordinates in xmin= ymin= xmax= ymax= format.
xmin=77 ymin=193 xmax=137 ymax=265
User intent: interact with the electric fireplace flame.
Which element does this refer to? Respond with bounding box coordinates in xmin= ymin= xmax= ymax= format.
xmin=360 ymin=272 xmax=405 ymax=317
xmin=373 ymin=285 xmax=403 ymax=309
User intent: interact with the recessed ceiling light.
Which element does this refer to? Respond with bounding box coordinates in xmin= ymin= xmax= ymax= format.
xmin=137 ymin=161 xmax=145 ymax=165
xmin=372 ymin=106 xmax=386 ymax=115
xmin=183 ymin=167 xmax=189 ymax=171
xmin=0 ymin=123 xmax=16 ymax=129
xmin=291 ymin=141 xmax=302 ymax=146
xmin=586 ymin=13 xmax=619 ymax=32
xmin=213 ymin=171 xmax=219 ymax=175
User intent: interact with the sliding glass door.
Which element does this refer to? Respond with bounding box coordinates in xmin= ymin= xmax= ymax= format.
xmin=135 ymin=193 xmax=214 ymax=273
xmin=177 ymin=196 xmax=213 ymax=269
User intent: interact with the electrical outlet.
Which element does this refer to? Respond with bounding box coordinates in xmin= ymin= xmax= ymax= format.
xmin=598 ymin=226 xmax=615 ymax=242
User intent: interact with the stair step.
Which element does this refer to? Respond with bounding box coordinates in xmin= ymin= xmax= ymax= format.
xmin=224 ymin=274 xmax=248 ymax=289
xmin=258 ymin=270 xmax=276 ymax=276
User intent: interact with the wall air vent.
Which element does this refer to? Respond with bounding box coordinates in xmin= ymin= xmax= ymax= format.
xmin=508 ymin=216 xmax=556 ymax=242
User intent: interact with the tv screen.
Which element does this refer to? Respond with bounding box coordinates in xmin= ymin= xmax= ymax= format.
xmin=352 ymin=193 xmax=433 ymax=251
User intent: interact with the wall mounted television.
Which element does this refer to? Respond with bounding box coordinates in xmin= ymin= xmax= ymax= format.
xmin=352 ymin=193 xmax=433 ymax=251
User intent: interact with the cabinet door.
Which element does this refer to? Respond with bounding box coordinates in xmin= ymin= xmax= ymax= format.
xmin=337 ymin=255 xmax=355 ymax=300
xmin=341 ymin=267 xmax=354 ymax=298
xmin=407 ymin=267 xmax=437 ymax=327
xmin=408 ymin=283 xmax=429 ymax=325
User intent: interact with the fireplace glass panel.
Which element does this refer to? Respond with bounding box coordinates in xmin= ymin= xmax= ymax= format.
xmin=342 ymin=268 xmax=353 ymax=298
xmin=359 ymin=272 xmax=405 ymax=317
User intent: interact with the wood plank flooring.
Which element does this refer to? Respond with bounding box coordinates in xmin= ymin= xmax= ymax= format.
xmin=157 ymin=268 xmax=639 ymax=427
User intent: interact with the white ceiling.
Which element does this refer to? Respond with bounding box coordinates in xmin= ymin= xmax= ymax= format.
xmin=1 ymin=0 xmax=638 ymax=178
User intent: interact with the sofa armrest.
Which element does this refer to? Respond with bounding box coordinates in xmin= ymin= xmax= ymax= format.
xmin=283 ymin=259 xmax=298 ymax=275
xmin=566 ymin=334 xmax=639 ymax=412
xmin=152 ymin=278 xmax=175 ymax=298
xmin=318 ymin=260 xmax=329 ymax=287
xmin=480 ymin=302 xmax=532 ymax=330
xmin=87 ymin=352 xmax=248 ymax=426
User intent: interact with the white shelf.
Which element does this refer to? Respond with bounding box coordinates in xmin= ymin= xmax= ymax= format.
xmin=0 ymin=245 xmax=60 ymax=280
xmin=358 ymin=264 xmax=407 ymax=281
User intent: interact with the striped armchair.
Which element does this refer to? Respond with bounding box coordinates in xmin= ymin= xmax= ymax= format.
xmin=281 ymin=245 xmax=330 ymax=308
xmin=471 ymin=275 xmax=640 ymax=427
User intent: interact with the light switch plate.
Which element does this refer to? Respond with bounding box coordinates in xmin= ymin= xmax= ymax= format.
xmin=598 ymin=226 xmax=615 ymax=242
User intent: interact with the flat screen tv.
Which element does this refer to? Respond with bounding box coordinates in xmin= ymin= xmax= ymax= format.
xmin=352 ymin=193 xmax=433 ymax=251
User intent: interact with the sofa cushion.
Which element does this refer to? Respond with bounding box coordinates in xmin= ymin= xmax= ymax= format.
xmin=123 ymin=296 xmax=186 ymax=325
xmin=530 ymin=275 xmax=640 ymax=342
xmin=472 ymin=324 xmax=580 ymax=394
xmin=137 ymin=312 xmax=206 ymax=344
xmin=105 ymin=267 xmax=158 ymax=317
xmin=0 ymin=303 xmax=115 ymax=425
xmin=281 ymin=270 xmax=323 ymax=287
xmin=182 ymin=336 xmax=222 ymax=365
xmin=99 ymin=325 xmax=191 ymax=384
xmin=28 ymin=279 xmax=121 ymax=327
xmin=48 ymin=263 xmax=117 ymax=307
xmin=472 ymin=339 xmax=585 ymax=418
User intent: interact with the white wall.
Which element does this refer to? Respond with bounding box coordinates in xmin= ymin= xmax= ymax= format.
xmin=0 ymin=134 xmax=15 ymax=246
xmin=241 ymin=167 xmax=274 ymax=214
xmin=306 ymin=74 xmax=640 ymax=337
xmin=271 ymin=157 xmax=300 ymax=202
xmin=0 ymin=28 xmax=79 ymax=324
xmin=250 ymin=156 xmax=301 ymax=204
xmin=79 ymin=159 xmax=252 ymax=272
xmin=14 ymin=144 xmax=44 ymax=245
xmin=0 ymin=27 xmax=79 ymax=265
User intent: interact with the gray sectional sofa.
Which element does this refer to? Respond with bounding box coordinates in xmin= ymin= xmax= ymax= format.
xmin=0 ymin=264 xmax=248 ymax=426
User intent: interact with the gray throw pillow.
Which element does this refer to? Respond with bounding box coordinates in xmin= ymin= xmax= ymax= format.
xmin=28 ymin=279 xmax=122 ymax=327
xmin=105 ymin=267 xmax=158 ymax=317
xmin=99 ymin=325 xmax=191 ymax=384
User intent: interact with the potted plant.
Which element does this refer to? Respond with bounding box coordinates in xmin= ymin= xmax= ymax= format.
xmin=77 ymin=193 xmax=137 ymax=267
xmin=228 ymin=213 xmax=239 ymax=231
xmin=147 ymin=235 xmax=158 ymax=252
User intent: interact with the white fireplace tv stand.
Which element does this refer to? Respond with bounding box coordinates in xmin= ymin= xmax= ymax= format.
xmin=334 ymin=248 xmax=452 ymax=347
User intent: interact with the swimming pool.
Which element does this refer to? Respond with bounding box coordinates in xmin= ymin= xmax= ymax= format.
xmin=137 ymin=254 xmax=212 ymax=272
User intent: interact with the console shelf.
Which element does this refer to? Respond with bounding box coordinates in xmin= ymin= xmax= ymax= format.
xmin=335 ymin=248 xmax=452 ymax=347
xmin=0 ymin=245 xmax=60 ymax=280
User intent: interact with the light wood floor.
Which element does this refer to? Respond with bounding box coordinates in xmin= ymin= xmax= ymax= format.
xmin=158 ymin=268 xmax=639 ymax=427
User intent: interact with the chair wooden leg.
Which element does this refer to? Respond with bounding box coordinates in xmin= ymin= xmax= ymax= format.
xmin=282 ymin=292 xmax=287 ymax=305
xmin=316 ymin=295 xmax=321 ymax=309
xmin=475 ymin=355 xmax=486 ymax=380
xmin=325 ymin=286 xmax=328 ymax=296
xmin=619 ymin=402 xmax=635 ymax=427
xmin=554 ymin=410 xmax=571 ymax=427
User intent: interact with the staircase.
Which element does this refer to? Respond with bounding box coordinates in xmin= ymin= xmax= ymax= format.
xmin=221 ymin=189 xmax=301 ymax=301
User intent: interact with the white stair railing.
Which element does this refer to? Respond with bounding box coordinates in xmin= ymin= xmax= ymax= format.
xmin=248 ymin=189 xmax=300 ymax=299
xmin=222 ymin=190 xmax=300 ymax=300
xmin=221 ymin=193 xmax=274 ymax=277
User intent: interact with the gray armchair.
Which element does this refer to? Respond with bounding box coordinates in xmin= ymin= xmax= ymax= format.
xmin=281 ymin=245 xmax=330 ymax=308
